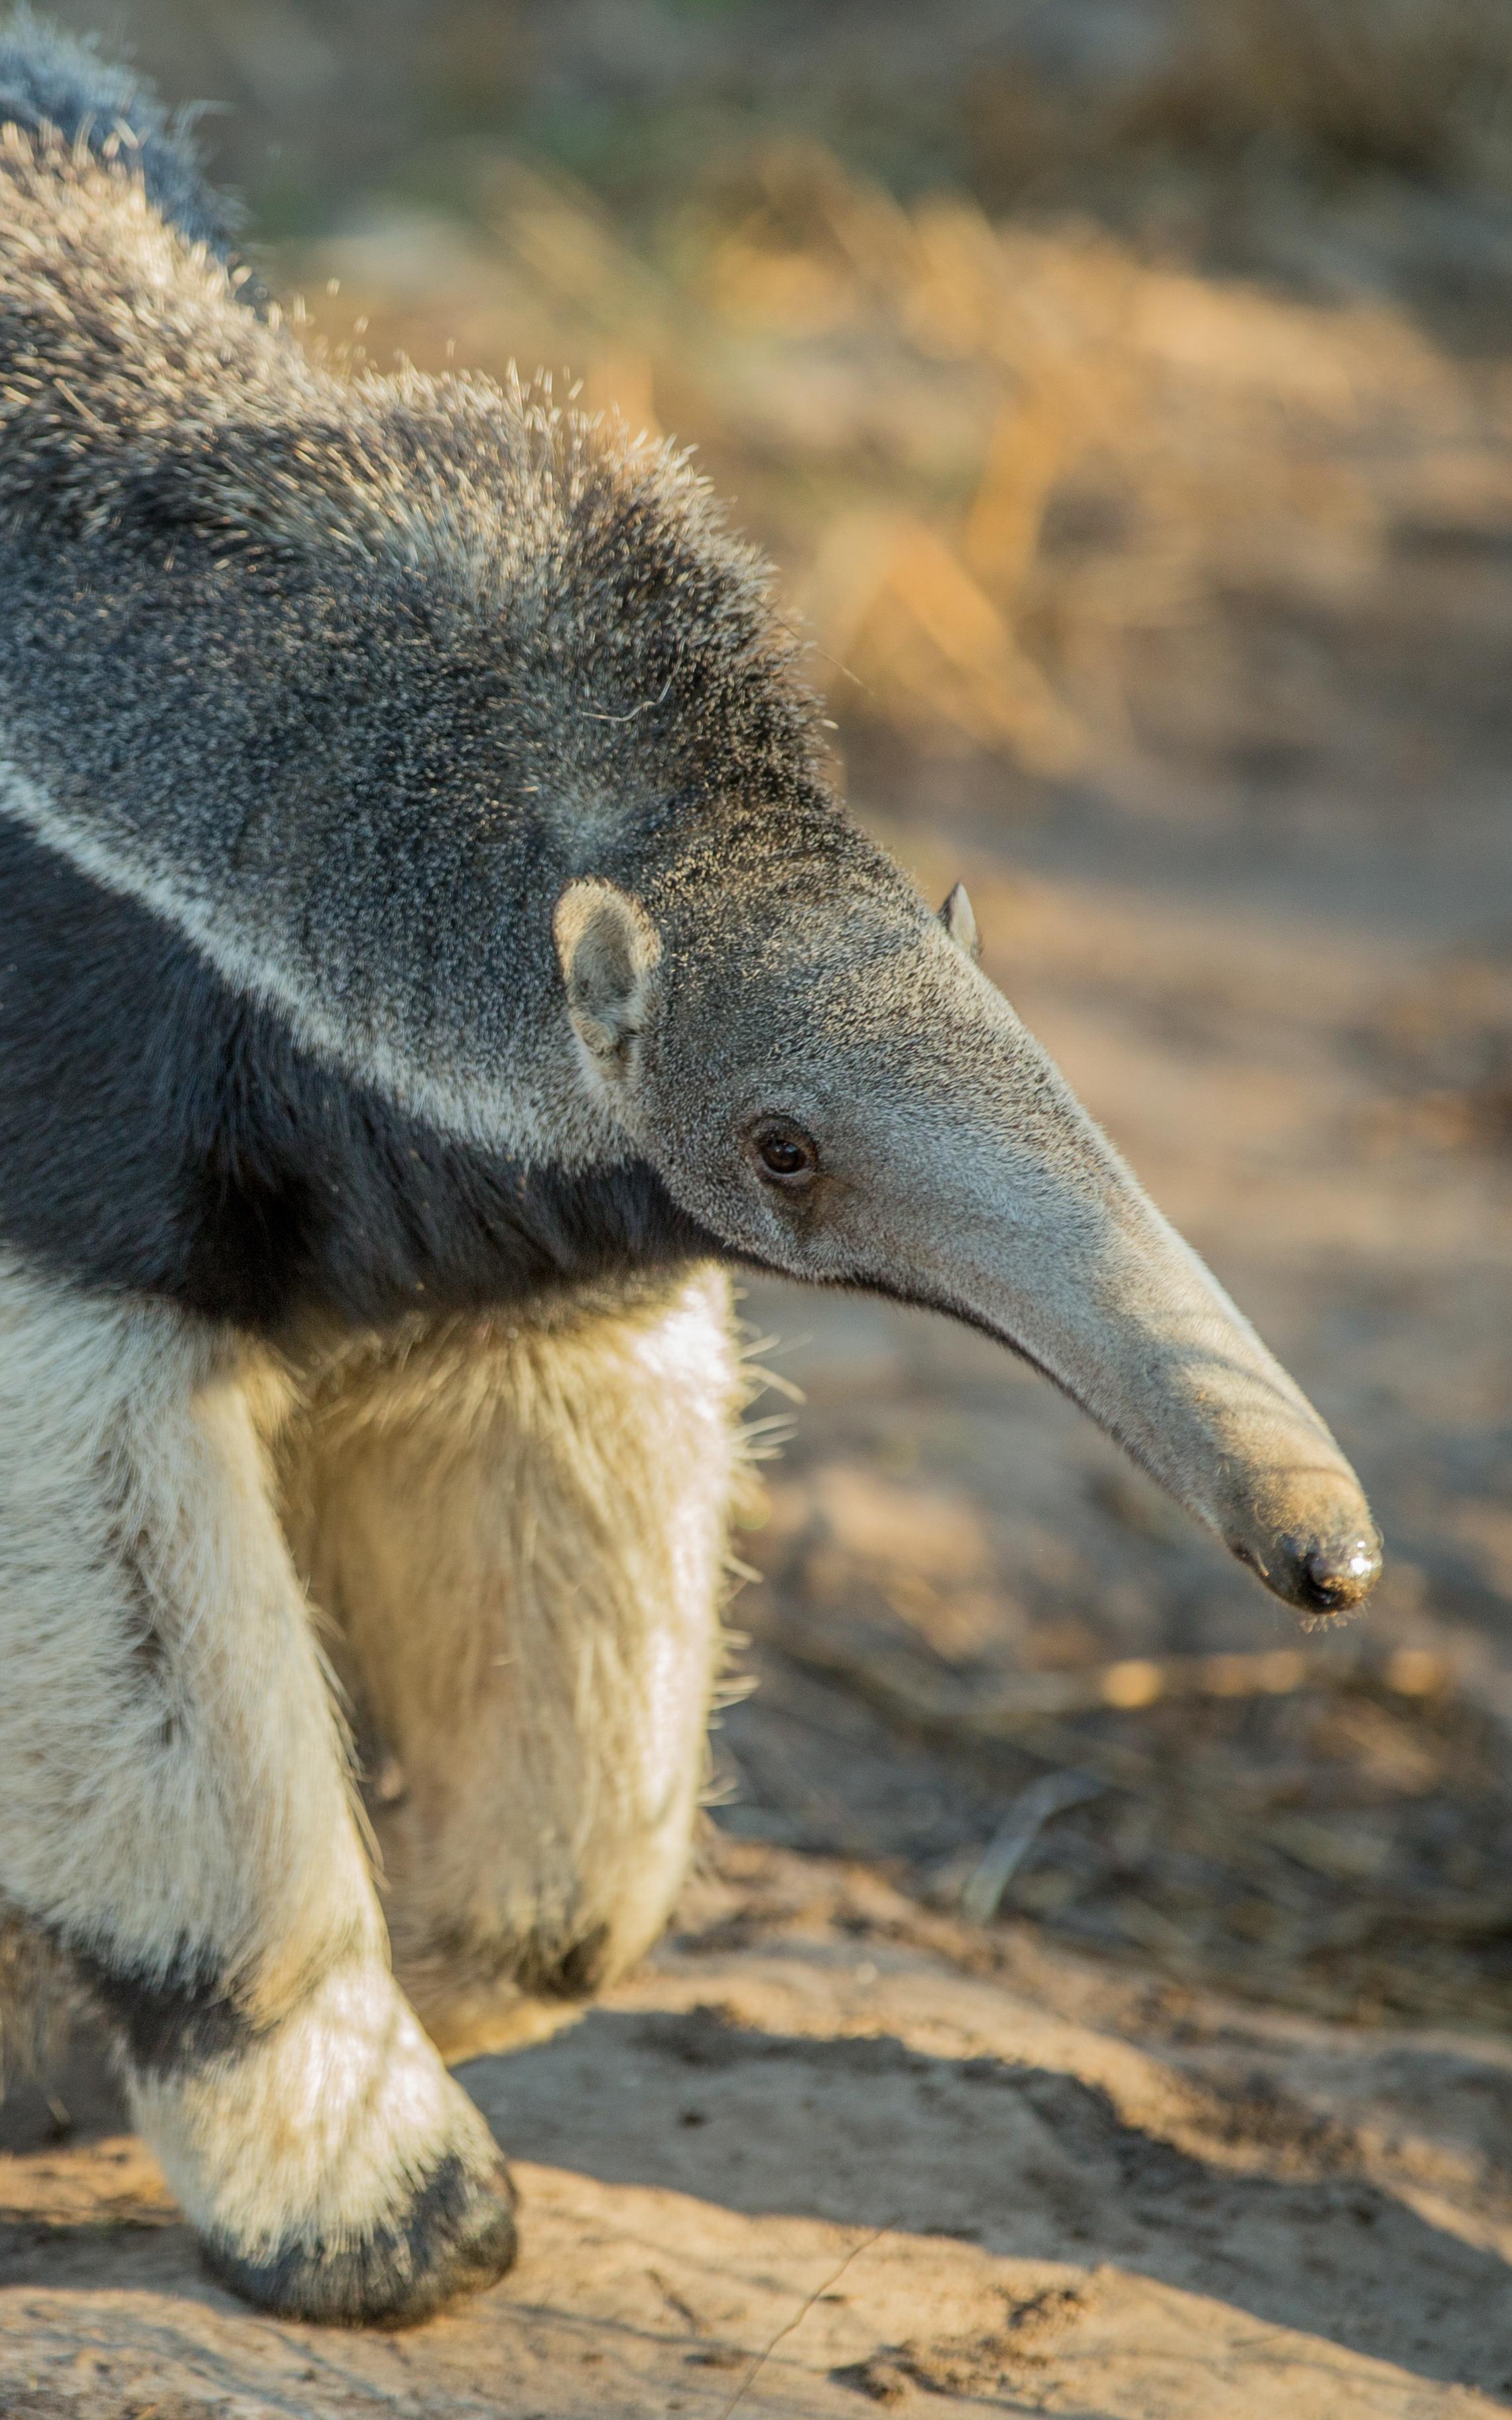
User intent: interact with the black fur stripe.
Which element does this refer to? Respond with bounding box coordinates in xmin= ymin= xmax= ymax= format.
xmin=70 ymin=1944 xmax=255 ymax=2076
xmin=0 ymin=818 xmax=718 ymax=1331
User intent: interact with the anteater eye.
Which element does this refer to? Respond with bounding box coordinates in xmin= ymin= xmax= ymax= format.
xmin=754 ymin=1127 xmax=818 ymax=1183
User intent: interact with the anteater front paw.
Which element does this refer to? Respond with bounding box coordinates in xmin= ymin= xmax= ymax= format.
xmin=201 ymin=2143 xmax=518 ymax=2326
xmin=120 ymin=1957 xmax=520 ymax=2326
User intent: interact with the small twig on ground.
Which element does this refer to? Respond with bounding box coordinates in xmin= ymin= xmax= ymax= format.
xmin=715 ymin=2219 xmax=896 ymax=2420
xmin=960 ymin=1769 xmax=1108 ymax=1924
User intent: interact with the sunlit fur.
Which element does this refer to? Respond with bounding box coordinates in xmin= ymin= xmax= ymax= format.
xmin=0 ymin=1229 xmax=739 ymax=2319
xmin=0 ymin=1248 xmax=517 ymax=2319
xmin=0 ymin=15 xmax=824 ymax=1167
xmin=276 ymin=1270 xmax=743 ymax=2062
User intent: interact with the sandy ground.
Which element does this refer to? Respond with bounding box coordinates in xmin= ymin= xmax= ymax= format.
xmin=5 ymin=1848 xmax=1512 ymax=2415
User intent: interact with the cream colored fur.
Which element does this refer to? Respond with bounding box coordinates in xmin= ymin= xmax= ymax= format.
xmin=0 ymin=1248 xmax=356 ymax=1995
xmin=132 ymin=1959 xmax=503 ymax=2258
xmin=0 ymin=1247 xmax=742 ymax=2261
xmin=277 ymin=1268 xmax=742 ymax=2060
xmin=0 ymin=1248 xmax=524 ymax=2254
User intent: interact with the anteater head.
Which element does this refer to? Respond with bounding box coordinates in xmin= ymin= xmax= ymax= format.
xmin=552 ymin=846 xmax=1379 ymax=1619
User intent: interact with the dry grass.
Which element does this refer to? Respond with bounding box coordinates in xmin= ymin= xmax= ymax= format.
xmin=747 ymin=1599 xmax=1512 ymax=2030
xmin=964 ymin=0 xmax=1512 ymax=198
xmin=1142 ymin=0 xmax=1512 ymax=185
xmin=76 ymin=0 xmax=1512 ymax=230
xmin=30 ymin=0 xmax=1502 ymax=773
xmin=283 ymin=132 xmax=1512 ymax=775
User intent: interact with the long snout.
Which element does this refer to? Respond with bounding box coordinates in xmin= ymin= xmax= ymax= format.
xmin=892 ymin=1004 xmax=1381 ymax=1618
xmin=971 ymin=1175 xmax=1383 ymax=1616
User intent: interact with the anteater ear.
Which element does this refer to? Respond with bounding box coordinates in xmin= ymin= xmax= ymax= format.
xmin=553 ymin=879 xmax=662 ymax=1081
xmin=940 ymin=881 xmax=981 ymax=963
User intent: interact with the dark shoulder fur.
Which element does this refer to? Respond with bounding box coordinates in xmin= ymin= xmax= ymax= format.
xmin=0 ymin=819 xmax=715 ymax=1330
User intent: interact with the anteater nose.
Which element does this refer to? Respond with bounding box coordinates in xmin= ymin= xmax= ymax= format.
xmin=1292 ymin=1532 xmax=1383 ymax=1615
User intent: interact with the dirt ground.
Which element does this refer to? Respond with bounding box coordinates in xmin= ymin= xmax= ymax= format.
xmin=7 ymin=1848 xmax=1512 ymax=2415
xmin=6 ymin=3 xmax=1512 ymax=2410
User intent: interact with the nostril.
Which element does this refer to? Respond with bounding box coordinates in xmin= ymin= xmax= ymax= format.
xmin=1298 ymin=1533 xmax=1383 ymax=1614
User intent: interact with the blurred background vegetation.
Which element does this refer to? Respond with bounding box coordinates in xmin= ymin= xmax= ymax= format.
xmin=46 ymin=1 xmax=1512 ymax=2025
xmin=42 ymin=0 xmax=1512 ymax=785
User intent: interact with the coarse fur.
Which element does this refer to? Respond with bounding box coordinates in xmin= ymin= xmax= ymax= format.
xmin=0 ymin=1248 xmax=517 ymax=2320
xmin=0 ymin=15 xmax=1381 ymax=2328
xmin=275 ymin=1270 xmax=744 ymax=2064
xmin=0 ymin=10 xmax=839 ymax=1165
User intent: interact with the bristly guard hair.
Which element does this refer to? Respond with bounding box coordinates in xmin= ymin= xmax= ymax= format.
xmin=0 ymin=7 xmax=238 ymax=253
xmin=0 ymin=12 xmax=818 ymax=772
xmin=0 ymin=10 xmax=842 ymax=1145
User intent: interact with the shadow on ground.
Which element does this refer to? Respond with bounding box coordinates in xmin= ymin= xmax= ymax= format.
xmin=458 ymin=2002 xmax=1512 ymax=2397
